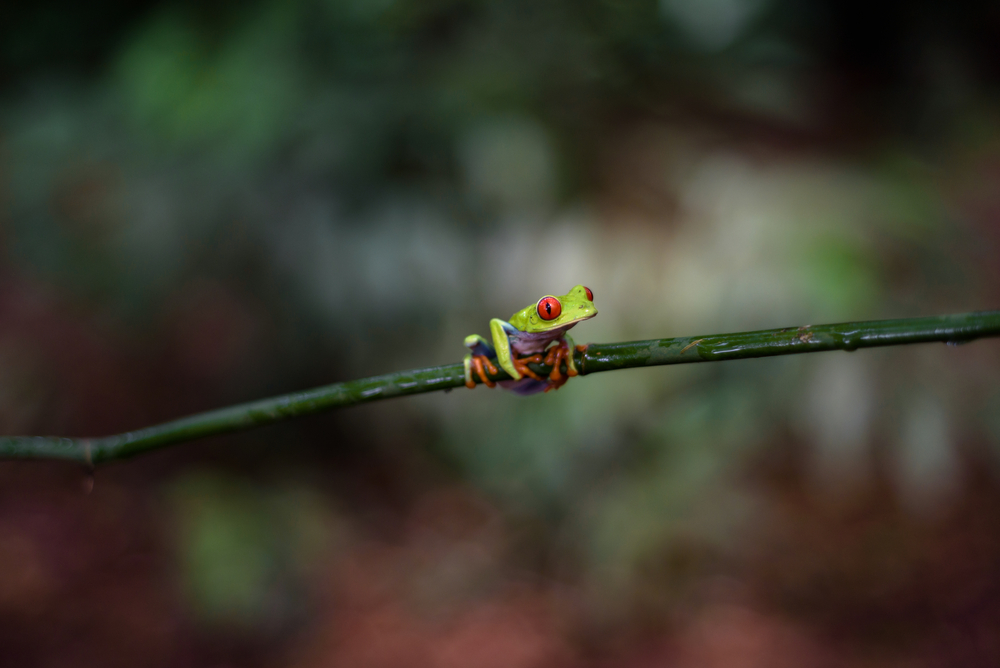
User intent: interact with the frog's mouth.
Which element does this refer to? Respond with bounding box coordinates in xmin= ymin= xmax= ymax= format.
xmin=555 ymin=307 xmax=596 ymax=331
xmin=574 ymin=304 xmax=597 ymax=321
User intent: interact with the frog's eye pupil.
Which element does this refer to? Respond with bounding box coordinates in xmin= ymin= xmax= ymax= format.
xmin=584 ymin=286 xmax=593 ymax=301
xmin=537 ymin=296 xmax=562 ymax=321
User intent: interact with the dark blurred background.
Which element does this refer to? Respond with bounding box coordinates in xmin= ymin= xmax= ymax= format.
xmin=2 ymin=0 xmax=1000 ymax=665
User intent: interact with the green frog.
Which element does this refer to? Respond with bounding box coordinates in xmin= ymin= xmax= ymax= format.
xmin=464 ymin=285 xmax=597 ymax=394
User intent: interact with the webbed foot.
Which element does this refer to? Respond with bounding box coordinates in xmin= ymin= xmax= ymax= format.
xmin=542 ymin=341 xmax=575 ymax=392
xmin=512 ymin=353 xmax=546 ymax=381
xmin=465 ymin=354 xmax=500 ymax=389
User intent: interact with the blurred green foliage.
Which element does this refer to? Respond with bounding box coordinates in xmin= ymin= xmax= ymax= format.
xmin=169 ymin=472 xmax=337 ymax=631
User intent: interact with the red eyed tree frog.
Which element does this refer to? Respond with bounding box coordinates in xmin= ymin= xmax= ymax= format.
xmin=464 ymin=285 xmax=597 ymax=395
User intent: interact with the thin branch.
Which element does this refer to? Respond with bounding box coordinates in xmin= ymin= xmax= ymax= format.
xmin=2 ymin=310 xmax=998 ymax=465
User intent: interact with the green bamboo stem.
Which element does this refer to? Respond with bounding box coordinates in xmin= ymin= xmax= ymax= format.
xmin=2 ymin=310 xmax=998 ymax=464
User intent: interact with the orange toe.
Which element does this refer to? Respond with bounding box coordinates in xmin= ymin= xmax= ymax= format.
xmin=513 ymin=354 xmax=545 ymax=381
xmin=541 ymin=343 xmax=573 ymax=391
xmin=471 ymin=355 xmax=498 ymax=388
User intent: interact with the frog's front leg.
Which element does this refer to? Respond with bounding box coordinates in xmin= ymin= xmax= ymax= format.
xmin=489 ymin=319 xmax=521 ymax=380
xmin=463 ymin=334 xmax=499 ymax=389
xmin=465 ymin=325 xmax=544 ymax=390
xmin=490 ymin=318 xmax=549 ymax=382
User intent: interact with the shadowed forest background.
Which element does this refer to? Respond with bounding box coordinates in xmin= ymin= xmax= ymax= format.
xmin=2 ymin=0 xmax=1000 ymax=665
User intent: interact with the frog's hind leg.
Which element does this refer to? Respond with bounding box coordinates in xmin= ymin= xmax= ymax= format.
xmin=464 ymin=334 xmax=499 ymax=389
xmin=464 ymin=334 xmax=495 ymax=358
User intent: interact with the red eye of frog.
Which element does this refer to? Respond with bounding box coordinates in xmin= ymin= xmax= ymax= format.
xmin=537 ymin=296 xmax=562 ymax=320
xmin=584 ymin=286 xmax=593 ymax=301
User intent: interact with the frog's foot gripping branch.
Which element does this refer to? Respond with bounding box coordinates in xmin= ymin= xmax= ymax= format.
xmin=512 ymin=354 xmax=545 ymax=381
xmin=464 ymin=334 xmax=500 ymax=389
xmin=540 ymin=338 xmax=580 ymax=392
xmin=465 ymin=355 xmax=499 ymax=389
xmin=463 ymin=334 xmax=585 ymax=393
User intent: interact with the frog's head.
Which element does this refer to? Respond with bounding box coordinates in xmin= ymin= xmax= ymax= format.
xmin=509 ymin=285 xmax=597 ymax=333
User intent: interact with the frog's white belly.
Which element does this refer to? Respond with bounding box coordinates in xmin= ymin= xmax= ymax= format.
xmin=508 ymin=324 xmax=575 ymax=355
